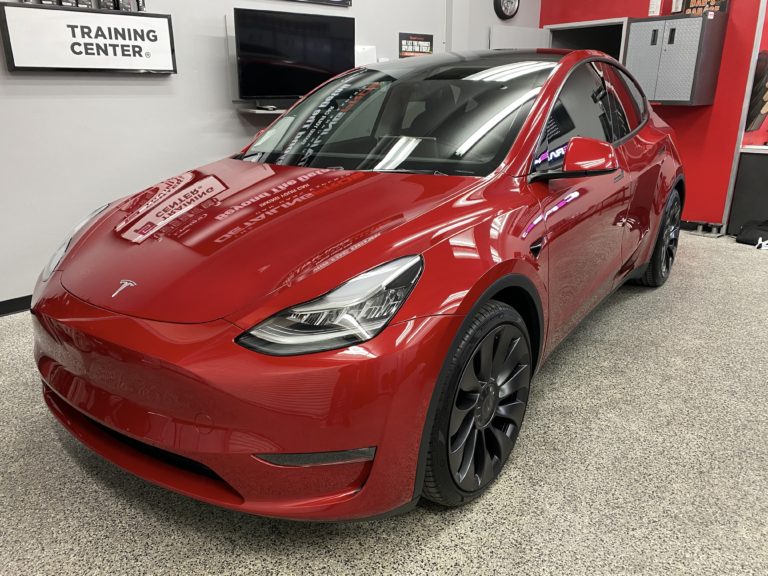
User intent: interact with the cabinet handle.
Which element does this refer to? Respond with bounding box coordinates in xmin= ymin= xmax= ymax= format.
xmin=651 ymin=29 xmax=659 ymax=46
xmin=668 ymin=27 xmax=677 ymax=45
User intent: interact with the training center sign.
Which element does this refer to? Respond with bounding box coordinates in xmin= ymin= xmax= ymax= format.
xmin=0 ymin=4 xmax=176 ymax=73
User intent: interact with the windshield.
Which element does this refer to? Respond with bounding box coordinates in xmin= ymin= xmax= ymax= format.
xmin=240 ymin=58 xmax=558 ymax=176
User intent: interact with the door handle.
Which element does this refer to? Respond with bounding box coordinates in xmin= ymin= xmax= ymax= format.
xmin=668 ymin=27 xmax=677 ymax=45
xmin=651 ymin=29 xmax=659 ymax=46
xmin=613 ymin=169 xmax=625 ymax=183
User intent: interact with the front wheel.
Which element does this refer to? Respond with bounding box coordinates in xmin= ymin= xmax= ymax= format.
xmin=423 ymin=301 xmax=532 ymax=506
xmin=639 ymin=189 xmax=682 ymax=287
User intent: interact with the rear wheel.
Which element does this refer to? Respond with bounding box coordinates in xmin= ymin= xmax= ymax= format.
xmin=423 ymin=301 xmax=531 ymax=506
xmin=639 ymin=189 xmax=682 ymax=287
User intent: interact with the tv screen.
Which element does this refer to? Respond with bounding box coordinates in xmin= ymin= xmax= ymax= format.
xmin=234 ymin=9 xmax=356 ymax=100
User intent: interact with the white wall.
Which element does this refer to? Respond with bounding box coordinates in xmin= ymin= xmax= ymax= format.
xmin=449 ymin=0 xmax=542 ymax=51
xmin=0 ymin=0 xmax=446 ymax=302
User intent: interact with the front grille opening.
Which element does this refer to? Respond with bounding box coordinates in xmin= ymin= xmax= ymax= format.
xmin=44 ymin=384 xmax=244 ymax=506
xmin=93 ymin=419 xmax=222 ymax=482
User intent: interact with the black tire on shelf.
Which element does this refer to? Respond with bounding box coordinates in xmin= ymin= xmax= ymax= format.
xmin=494 ymin=0 xmax=520 ymax=21
xmin=638 ymin=189 xmax=682 ymax=288
xmin=423 ymin=300 xmax=532 ymax=506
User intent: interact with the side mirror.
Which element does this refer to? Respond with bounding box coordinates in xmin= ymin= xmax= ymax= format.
xmin=529 ymin=137 xmax=620 ymax=183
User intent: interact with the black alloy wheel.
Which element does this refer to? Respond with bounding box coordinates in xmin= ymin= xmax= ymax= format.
xmin=660 ymin=194 xmax=682 ymax=279
xmin=449 ymin=324 xmax=530 ymax=491
xmin=423 ymin=301 xmax=532 ymax=506
xmin=638 ymin=189 xmax=682 ymax=287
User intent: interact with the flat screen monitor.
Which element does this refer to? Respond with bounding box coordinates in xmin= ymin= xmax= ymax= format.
xmin=234 ymin=9 xmax=356 ymax=100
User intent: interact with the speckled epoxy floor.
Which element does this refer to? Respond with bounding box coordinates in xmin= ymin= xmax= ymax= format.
xmin=2 ymin=232 xmax=767 ymax=576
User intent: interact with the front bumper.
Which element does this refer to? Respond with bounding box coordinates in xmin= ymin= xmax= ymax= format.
xmin=33 ymin=276 xmax=462 ymax=520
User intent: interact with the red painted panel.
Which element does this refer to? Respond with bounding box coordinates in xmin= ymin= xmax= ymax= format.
xmin=541 ymin=0 xmax=674 ymax=23
xmin=762 ymin=11 xmax=768 ymax=50
xmin=541 ymin=0 xmax=762 ymax=224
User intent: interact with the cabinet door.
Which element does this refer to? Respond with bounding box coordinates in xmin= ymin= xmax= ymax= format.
xmin=624 ymin=20 xmax=665 ymax=99
xmin=655 ymin=18 xmax=703 ymax=102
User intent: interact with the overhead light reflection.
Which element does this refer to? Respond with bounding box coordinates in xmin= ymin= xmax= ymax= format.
xmin=466 ymin=61 xmax=556 ymax=83
xmin=374 ymin=137 xmax=422 ymax=170
xmin=455 ymin=88 xmax=541 ymax=158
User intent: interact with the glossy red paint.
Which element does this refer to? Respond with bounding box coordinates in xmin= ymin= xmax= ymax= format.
xmin=562 ymin=137 xmax=620 ymax=173
xmin=32 ymin=50 xmax=683 ymax=520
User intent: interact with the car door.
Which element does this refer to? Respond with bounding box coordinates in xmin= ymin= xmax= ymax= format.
xmin=597 ymin=64 xmax=666 ymax=279
xmin=530 ymin=62 xmax=633 ymax=355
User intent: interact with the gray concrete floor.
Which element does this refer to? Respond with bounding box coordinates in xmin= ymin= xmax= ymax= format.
xmin=1 ymin=232 xmax=767 ymax=576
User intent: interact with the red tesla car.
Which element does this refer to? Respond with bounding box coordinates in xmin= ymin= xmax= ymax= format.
xmin=32 ymin=49 xmax=684 ymax=521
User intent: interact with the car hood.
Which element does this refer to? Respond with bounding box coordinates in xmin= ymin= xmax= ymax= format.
xmin=61 ymin=158 xmax=480 ymax=324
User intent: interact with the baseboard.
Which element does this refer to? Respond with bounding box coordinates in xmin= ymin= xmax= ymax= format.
xmin=0 ymin=295 xmax=32 ymax=317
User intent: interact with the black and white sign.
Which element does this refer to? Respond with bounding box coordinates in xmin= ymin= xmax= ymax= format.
xmin=0 ymin=3 xmax=176 ymax=73
xmin=399 ymin=32 xmax=433 ymax=59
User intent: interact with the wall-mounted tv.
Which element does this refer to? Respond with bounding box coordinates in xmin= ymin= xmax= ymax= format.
xmin=234 ymin=9 xmax=355 ymax=100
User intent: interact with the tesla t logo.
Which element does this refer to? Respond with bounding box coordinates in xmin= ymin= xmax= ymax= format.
xmin=112 ymin=280 xmax=137 ymax=298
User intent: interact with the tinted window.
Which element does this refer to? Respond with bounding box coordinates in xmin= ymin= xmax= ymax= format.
xmin=597 ymin=63 xmax=650 ymax=139
xmin=534 ymin=64 xmax=611 ymax=172
xmin=616 ymin=68 xmax=647 ymax=127
xmin=594 ymin=62 xmax=631 ymax=142
xmin=240 ymin=58 xmax=557 ymax=176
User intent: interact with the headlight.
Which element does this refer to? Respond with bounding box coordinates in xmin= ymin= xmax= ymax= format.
xmin=41 ymin=204 xmax=109 ymax=281
xmin=237 ymin=256 xmax=423 ymax=356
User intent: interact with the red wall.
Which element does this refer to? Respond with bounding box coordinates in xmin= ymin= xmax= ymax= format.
xmin=540 ymin=0 xmax=763 ymax=224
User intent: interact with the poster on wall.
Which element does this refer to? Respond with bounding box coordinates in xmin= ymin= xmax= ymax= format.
xmin=683 ymin=0 xmax=727 ymax=16
xmin=0 ymin=3 xmax=176 ymax=73
xmin=399 ymin=33 xmax=433 ymax=59
xmin=742 ymin=45 xmax=768 ymax=149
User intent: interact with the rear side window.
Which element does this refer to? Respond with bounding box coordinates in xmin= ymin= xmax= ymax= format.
xmin=614 ymin=67 xmax=647 ymax=129
xmin=534 ymin=64 xmax=611 ymax=172
xmin=593 ymin=62 xmax=632 ymax=142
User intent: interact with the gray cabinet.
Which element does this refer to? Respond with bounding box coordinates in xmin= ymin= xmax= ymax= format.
xmin=624 ymin=12 xmax=727 ymax=106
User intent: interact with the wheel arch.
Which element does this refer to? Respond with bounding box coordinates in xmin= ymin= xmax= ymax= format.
xmin=411 ymin=272 xmax=545 ymax=501
xmin=673 ymin=174 xmax=686 ymax=209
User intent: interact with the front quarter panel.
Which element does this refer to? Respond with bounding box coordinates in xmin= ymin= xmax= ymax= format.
xmin=401 ymin=175 xmax=547 ymax=340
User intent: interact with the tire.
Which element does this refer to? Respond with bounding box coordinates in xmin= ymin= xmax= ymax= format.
xmin=423 ymin=300 xmax=532 ymax=506
xmin=494 ymin=0 xmax=520 ymax=20
xmin=638 ymin=189 xmax=682 ymax=288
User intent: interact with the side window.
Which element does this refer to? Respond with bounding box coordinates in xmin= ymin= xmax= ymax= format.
xmin=594 ymin=62 xmax=631 ymax=142
xmin=534 ymin=64 xmax=612 ymax=172
xmin=615 ymin=68 xmax=648 ymax=128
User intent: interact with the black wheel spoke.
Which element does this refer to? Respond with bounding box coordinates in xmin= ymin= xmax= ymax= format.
xmin=476 ymin=432 xmax=495 ymax=487
xmin=459 ymin=364 xmax=481 ymax=392
xmin=499 ymin=363 xmax=529 ymax=400
xmin=450 ymin=411 xmax=475 ymax=454
xmin=477 ymin=328 xmax=498 ymax=381
xmin=496 ymin=400 xmax=526 ymax=427
xmin=491 ymin=326 xmax=516 ymax=380
xmin=487 ymin=426 xmax=514 ymax=465
xmin=455 ymin=428 xmax=478 ymax=488
xmin=449 ymin=392 xmax=478 ymax=436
